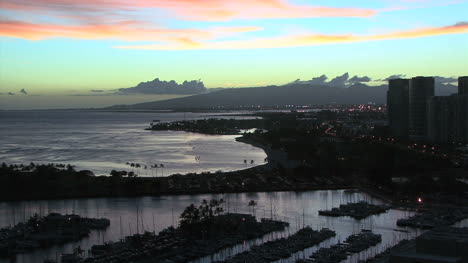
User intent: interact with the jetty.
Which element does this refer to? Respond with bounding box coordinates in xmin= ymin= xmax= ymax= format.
xmin=0 ymin=213 xmax=110 ymax=258
xmin=147 ymin=118 xmax=263 ymax=135
xmin=318 ymin=201 xmax=390 ymax=220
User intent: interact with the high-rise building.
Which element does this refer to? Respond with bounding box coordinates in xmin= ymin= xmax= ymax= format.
xmin=458 ymin=94 xmax=468 ymax=142
xmin=409 ymin=77 xmax=434 ymax=140
xmin=458 ymin=77 xmax=468 ymax=143
xmin=387 ymin=79 xmax=409 ymax=138
xmin=427 ymin=77 xmax=468 ymax=143
xmin=459 ymin=76 xmax=468 ymax=95
xmin=387 ymin=76 xmax=466 ymax=143
xmin=427 ymin=96 xmax=458 ymax=143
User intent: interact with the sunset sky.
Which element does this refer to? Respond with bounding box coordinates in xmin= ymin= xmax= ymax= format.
xmin=1 ymin=0 xmax=467 ymax=109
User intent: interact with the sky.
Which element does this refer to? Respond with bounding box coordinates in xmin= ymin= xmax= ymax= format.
xmin=0 ymin=0 xmax=468 ymax=109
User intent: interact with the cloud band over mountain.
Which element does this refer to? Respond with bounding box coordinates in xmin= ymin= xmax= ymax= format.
xmin=116 ymin=78 xmax=206 ymax=95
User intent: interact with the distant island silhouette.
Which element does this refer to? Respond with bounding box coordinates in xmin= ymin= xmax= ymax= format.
xmin=105 ymin=81 xmax=457 ymax=110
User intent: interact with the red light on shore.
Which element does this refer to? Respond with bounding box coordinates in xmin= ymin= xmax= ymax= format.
xmin=418 ymin=197 xmax=423 ymax=204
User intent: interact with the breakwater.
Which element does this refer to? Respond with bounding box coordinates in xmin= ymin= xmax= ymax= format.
xmin=0 ymin=213 xmax=109 ymax=258
xmin=318 ymin=201 xmax=390 ymax=220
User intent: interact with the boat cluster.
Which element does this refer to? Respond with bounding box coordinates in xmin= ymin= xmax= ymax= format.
xmin=318 ymin=201 xmax=390 ymax=220
xmin=396 ymin=207 xmax=468 ymax=228
xmin=216 ymin=227 xmax=336 ymax=263
xmin=77 ymin=214 xmax=289 ymax=263
xmin=0 ymin=213 xmax=109 ymax=258
xmin=296 ymin=230 xmax=382 ymax=263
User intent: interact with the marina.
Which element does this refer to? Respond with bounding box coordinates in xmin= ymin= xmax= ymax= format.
xmin=0 ymin=190 xmax=421 ymax=263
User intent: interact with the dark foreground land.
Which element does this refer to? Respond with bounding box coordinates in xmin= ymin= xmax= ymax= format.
xmin=0 ymin=162 xmax=351 ymax=201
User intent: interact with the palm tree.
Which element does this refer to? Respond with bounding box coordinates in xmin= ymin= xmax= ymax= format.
xmin=135 ymin=163 xmax=141 ymax=175
xmin=248 ymin=200 xmax=257 ymax=216
xmin=154 ymin=163 xmax=159 ymax=177
xmin=159 ymin=164 xmax=165 ymax=176
xmin=73 ymin=246 xmax=84 ymax=257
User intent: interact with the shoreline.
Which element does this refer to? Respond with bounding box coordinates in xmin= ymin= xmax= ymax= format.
xmin=0 ymin=134 xmax=407 ymax=204
xmin=0 ymin=135 xmax=354 ymax=202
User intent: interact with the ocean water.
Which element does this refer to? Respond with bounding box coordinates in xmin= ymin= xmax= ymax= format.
xmin=0 ymin=110 xmax=267 ymax=176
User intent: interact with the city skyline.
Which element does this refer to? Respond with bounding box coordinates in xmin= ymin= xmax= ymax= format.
xmin=388 ymin=76 xmax=468 ymax=143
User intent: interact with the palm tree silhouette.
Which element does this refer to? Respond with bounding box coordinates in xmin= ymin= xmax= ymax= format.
xmin=154 ymin=163 xmax=159 ymax=177
xmin=135 ymin=163 xmax=141 ymax=175
xmin=248 ymin=200 xmax=257 ymax=216
xmin=159 ymin=164 xmax=164 ymax=176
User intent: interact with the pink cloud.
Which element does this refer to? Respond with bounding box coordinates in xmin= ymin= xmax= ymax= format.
xmin=0 ymin=0 xmax=376 ymax=21
xmin=0 ymin=18 xmax=261 ymax=41
xmin=114 ymin=22 xmax=468 ymax=50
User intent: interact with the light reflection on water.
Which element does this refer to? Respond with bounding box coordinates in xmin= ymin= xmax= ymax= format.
xmin=0 ymin=110 xmax=266 ymax=176
xmin=0 ymin=190 xmax=421 ymax=263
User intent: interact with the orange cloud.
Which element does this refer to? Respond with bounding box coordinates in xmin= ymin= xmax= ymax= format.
xmin=0 ymin=19 xmax=261 ymax=41
xmin=115 ymin=22 xmax=468 ymax=50
xmin=0 ymin=0 xmax=376 ymax=21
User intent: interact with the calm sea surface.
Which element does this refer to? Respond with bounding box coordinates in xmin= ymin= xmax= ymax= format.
xmin=0 ymin=110 xmax=266 ymax=176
